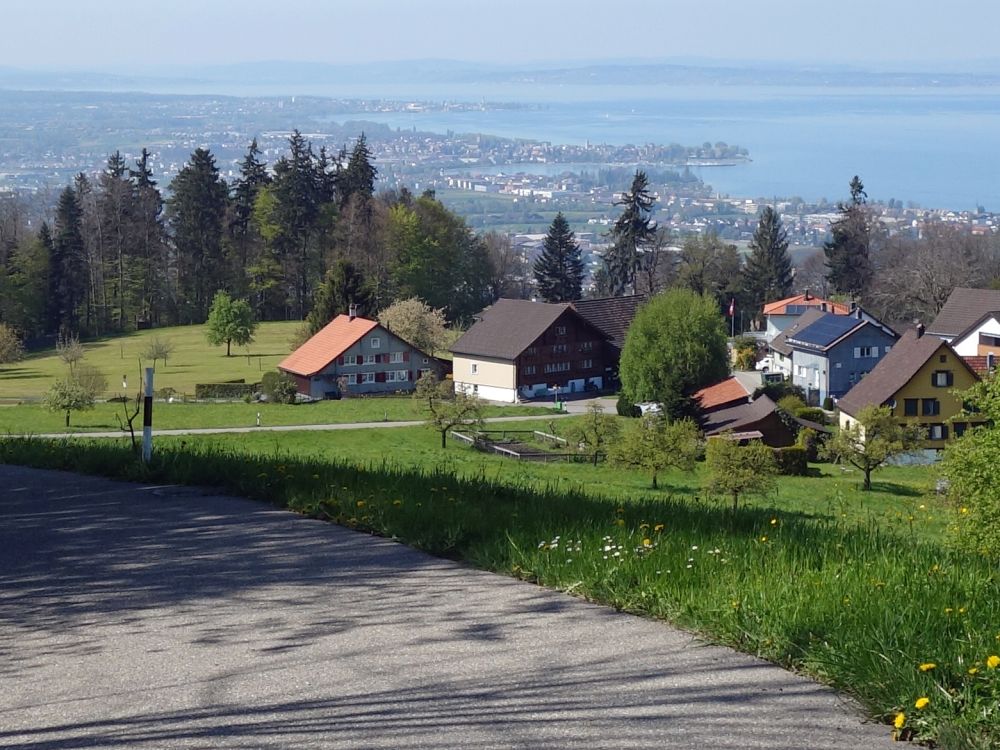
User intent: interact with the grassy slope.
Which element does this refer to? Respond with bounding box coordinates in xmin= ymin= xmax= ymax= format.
xmin=0 ymin=321 xmax=302 ymax=400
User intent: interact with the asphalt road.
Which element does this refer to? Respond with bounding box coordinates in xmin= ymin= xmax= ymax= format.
xmin=0 ymin=465 xmax=896 ymax=749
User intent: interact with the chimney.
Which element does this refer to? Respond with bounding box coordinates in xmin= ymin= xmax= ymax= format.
xmin=916 ymin=323 xmax=925 ymax=338
xmin=820 ymin=302 xmax=827 ymax=312
xmin=348 ymin=303 xmax=358 ymax=320
xmin=855 ymin=307 xmax=862 ymax=320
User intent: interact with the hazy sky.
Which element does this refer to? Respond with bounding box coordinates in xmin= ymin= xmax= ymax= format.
xmin=3 ymin=0 xmax=997 ymax=70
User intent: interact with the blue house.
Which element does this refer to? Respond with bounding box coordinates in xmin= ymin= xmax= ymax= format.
xmin=786 ymin=311 xmax=898 ymax=405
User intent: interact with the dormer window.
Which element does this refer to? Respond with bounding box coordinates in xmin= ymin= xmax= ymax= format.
xmin=371 ymin=337 xmax=381 ymax=349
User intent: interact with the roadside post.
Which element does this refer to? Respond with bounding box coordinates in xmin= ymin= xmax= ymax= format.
xmin=142 ymin=368 xmax=153 ymax=464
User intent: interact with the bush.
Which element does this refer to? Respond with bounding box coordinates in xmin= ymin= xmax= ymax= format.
xmin=261 ymin=371 xmax=299 ymax=404
xmin=616 ymin=392 xmax=640 ymax=418
xmin=776 ymin=394 xmax=807 ymax=415
xmin=797 ymin=427 xmax=823 ymax=462
xmin=796 ymin=407 xmax=827 ymax=425
xmin=754 ymin=381 xmax=806 ymax=403
xmin=772 ymin=446 xmax=809 ymax=476
xmin=195 ymin=382 xmax=258 ymax=399
xmin=823 ymin=396 xmax=834 ymax=410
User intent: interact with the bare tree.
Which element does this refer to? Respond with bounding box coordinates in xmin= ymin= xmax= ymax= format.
xmin=794 ymin=251 xmax=832 ymax=298
xmin=635 ymin=227 xmax=677 ymax=296
xmin=482 ymin=231 xmax=529 ymax=300
xmin=56 ymin=333 xmax=85 ymax=374
xmin=142 ymin=335 xmax=175 ymax=368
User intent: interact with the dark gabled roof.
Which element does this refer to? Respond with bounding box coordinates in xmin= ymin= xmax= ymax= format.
xmin=769 ymin=307 xmax=826 ymax=356
xmin=837 ymin=330 xmax=979 ymax=417
xmin=787 ymin=313 xmax=864 ymax=351
xmin=701 ymin=394 xmax=779 ymax=436
xmin=450 ymin=298 xmax=605 ymax=360
xmin=572 ymin=295 xmax=646 ymax=350
xmin=928 ymin=287 xmax=1000 ymax=337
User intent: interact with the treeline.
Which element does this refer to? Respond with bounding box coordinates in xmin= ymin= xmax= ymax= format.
xmin=0 ymin=131 xmax=522 ymax=342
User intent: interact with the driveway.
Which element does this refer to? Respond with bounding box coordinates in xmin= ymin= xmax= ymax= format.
xmin=0 ymin=465 xmax=894 ymax=749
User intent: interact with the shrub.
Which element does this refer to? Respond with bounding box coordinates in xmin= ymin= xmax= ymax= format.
xmin=261 ymin=371 xmax=298 ymax=404
xmin=797 ymin=427 xmax=823 ymax=462
xmin=194 ymin=382 xmax=258 ymax=399
xmin=796 ymin=407 xmax=827 ymax=425
xmin=772 ymin=446 xmax=809 ymax=475
xmin=823 ymin=396 xmax=834 ymax=410
xmin=616 ymin=392 xmax=640 ymax=417
xmin=776 ymin=394 xmax=807 ymax=415
xmin=753 ymin=381 xmax=806 ymax=403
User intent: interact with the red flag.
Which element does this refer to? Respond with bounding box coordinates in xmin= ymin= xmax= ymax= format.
xmin=728 ymin=298 xmax=735 ymax=317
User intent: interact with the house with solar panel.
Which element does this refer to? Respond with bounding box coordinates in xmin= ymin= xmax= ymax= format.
xmin=785 ymin=310 xmax=898 ymax=406
xmin=278 ymin=305 xmax=447 ymax=399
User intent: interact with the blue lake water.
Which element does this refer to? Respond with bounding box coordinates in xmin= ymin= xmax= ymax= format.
xmin=186 ymin=80 xmax=1000 ymax=211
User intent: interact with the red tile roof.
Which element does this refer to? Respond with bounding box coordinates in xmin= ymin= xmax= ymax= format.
xmin=278 ymin=315 xmax=379 ymax=377
xmin=694 ymin=376 xmax=752 ymax=411
xmin=762 ymin=293 xmax=850 ymax=316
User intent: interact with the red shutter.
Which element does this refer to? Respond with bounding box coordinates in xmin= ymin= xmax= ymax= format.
xmin=356 ymin=355 xmax=363 ymax=365
xmin=375 ymin=372 xmax=386 ymax=383
xmin=337 ymin=356 xmax=344 ymax=366
xmin=408 ymin=370 xmax=413 ymax=381
xmin=403 ymin=351 xmax=410 ymax=363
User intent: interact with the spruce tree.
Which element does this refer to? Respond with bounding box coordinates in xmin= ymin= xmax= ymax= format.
xmin=825 ymin=176 xmax=874 ymax=300
xmin=604 ymin=170 xmax=656 ymax=295
xmin=339 ymin=133 xmax=378 ymax=206
xmin=50 ymin=187 xmax=87 ymax=335
xmin=743 ymin=206 xmax=793 ymax=322
xmin=305 ymin=259 xmax=372 ymax=336
xmin=534 ymin=212 xmax=584 ymax=302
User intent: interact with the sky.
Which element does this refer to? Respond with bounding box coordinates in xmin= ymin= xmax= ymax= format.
xmin=2 ymin=0 xmax=998 ymax=71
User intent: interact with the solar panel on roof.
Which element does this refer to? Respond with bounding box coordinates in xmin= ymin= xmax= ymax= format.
xmin=789 ymin=315 xmax=860 ymax=348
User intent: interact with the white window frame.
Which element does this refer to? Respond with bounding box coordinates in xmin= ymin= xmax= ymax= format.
xmin=360 ymin=371 xmax=375 ymax=384
xmin=390 ymin=351 xmax=404 ymax=364
xmin=345 ymin=373 xmax=358 ymax=385
xmin=363 ymin=354 xmax=376 ymax=366
xmin=370 ymin=337 xmax=381 ymax=349
xmin=934 ymin=371 xmax=950 ymax=387
xmin=555 ymin=325 xmax=567 ymax=335
xmin=929 ymin=424 xmax=945 ymax=440
xmin=581 ymin=358 xmax=593 ymax=369
xmin=470 ymin=362 xmax=479 ymax=375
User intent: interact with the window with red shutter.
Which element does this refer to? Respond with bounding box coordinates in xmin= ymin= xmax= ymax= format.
xmin=375 ymin=372 xmax=386 ymax=383
xmin=356 ymin=355 xmax=363 ymax=365
xmin=337 ymin=356 xmax=344 ymax=366
xmin=403 ymin=351 xmax=410 ymax=363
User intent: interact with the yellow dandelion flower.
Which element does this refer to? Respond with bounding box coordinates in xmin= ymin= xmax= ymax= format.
xmin=987 ymin=655 xmax=1000 ymax=669
xmin=918 ymin=663 xmax=936 ymax=672
xmin=894 ymin=713 xmax=906 ymax=730
xmin=769 ymin=517 xmax=778 ymax=526
xmin=914 ymin=697 xmax=930 ymax=710
xmin=960 ymin=507 xmax=969 ymax=514
xmin=968 ymin=667 xmax=979 ymax=675
xmin=944 ymin=607 xmax=953 ymax=614
xmin=654 ymin=523 xmax=665 ymax=532
xmin=642 ymin=538 xmax=652 ymax=547
xmin=356 ymin=500 xmax=366 ymax=508
xmin=759 ymin=535 xmax=768 ymax=542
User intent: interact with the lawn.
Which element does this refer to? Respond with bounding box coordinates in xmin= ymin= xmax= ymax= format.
xmin=0 ymin=321 xmax=302 ymax=400
xmin=0 ymin=400 xmax=556 ymax=434
xmin=1 ymin=423 xmax=997 ymax=748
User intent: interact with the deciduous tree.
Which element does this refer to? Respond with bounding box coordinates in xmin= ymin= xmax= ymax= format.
xmin=0 ymin=322 xmax=23 ymax=366
xmin=377 ymin=297 xmax=449 ymax=355
xmin=415 ymin=371 xmax=483 ymax=449
xmin=822 ymin=405 xmax=923 ymax=491
xmin=703 ymin=437 xmax=777 ymax=511
xmin=566 ymin=402 xmax=620 ymax=466
xmin=205 ymin=290 xmax=257 ymax=356
xmin=619 ymin=289 xmax=729 ymax=419
xmin=611 ymin=414 xmax=702 ymax=488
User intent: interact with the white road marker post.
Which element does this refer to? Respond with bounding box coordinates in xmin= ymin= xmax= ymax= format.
xmin=142 ymin=367 xmax=154 ymax=464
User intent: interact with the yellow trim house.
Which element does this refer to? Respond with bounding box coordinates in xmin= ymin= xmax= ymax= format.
xmin=838 ymin=327 xmax=983 ymax=451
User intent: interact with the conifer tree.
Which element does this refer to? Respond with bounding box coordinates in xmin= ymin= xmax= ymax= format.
xmin=534 ymin=212 xmax=584 ymax=302
xmin=603 ymin=170 xmax=656 ymax=295
xmin=825 ymin=176 xmax=874 ymax=300
xmin=743 ymin=206 xmax=793 ymax=323
xmin=304 ymin=259 xmax=372 ymax=336
xmin=339 ymin=133 xmax=378 ymax=206
xmin=49 ymin=187 xmax=87 ymax=335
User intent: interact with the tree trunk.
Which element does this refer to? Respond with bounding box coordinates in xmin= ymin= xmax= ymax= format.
xmin=863 ymin=468 xmax=872 ymax=491
xmin=651 ymin=474 xmax=658 ymax=490
xmin=441 ymin=430 xmax=447 ymax=449
xmin=732 ymin=491 xmax=739 ymax=512
xmin=226 ymin=339 xmax=232 ymax=357
xmin=65 ymin=411 xmax=70 ymax=428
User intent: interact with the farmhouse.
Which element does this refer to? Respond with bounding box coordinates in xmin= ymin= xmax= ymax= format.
xmin=837 ymin=326 xmax=983 ymax=451
xmin=762 ymin=292 xmax=850 ymax=342
xmin=278 ymin=309 xmax=445 ymax=399
xmin=450 ymin=298 xmax=621 ymax=403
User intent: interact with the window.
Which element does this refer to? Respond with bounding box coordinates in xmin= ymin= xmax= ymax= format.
xmin=854 ymin=346 xmax=876 ymax=358
xmin=581 ymin=359 xmax=593 ymax=369
xmin=526 ymin=347 xmax=537 ymax=356
xmin=390 ymin=351 xmax=404 ymax=364
xmin=422 ymin=357 xmax=429 ymax=364
xmin=360 ymin=372 xmax=375 ymax=384
xmin=884 ymin=345 xmax=892 ymax=354
xmin=363 ymin=354 xmax=376 ymax=366
xmin=555 ymin=325 xmax=567 ymax=336
xmin=523 ymin=365 xmax=536 ymax=376
xmin=904 ymin=398 xmax=918 ymax=417
xmin=580 ymin=341 xmax=593 ymax=352
xmin=470 ymin=362 xmax=479 ymax=375
xmin=954 ymin=422 xmax=968 ymax=438
xmin=370 ymin=337 xmax=381 ymax=349
xmin=939 ymin=354 xmax=947 ymax=363
xmin=386 ymin=370 xmax=409 ymax=383
xmin=928 ymin=424 xmax=948 ymax=440
xmin=552 ymin=344 xmax=568 ymax=354
xmin=345 ymin=373 xmax=358 ymax=385
xmin=835 ymin=362 xmax=842 ymax=369
xmin=544 ymin=361 xmax=570 ymax=374
xmin=922 ymin=398 xmax=940 ymax=416
xmin=932 ymin=370 xmax=953 ymax=387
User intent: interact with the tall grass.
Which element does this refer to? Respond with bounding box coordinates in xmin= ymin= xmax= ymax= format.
xmin=2 ymin=436 xmax=997 ymax=748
